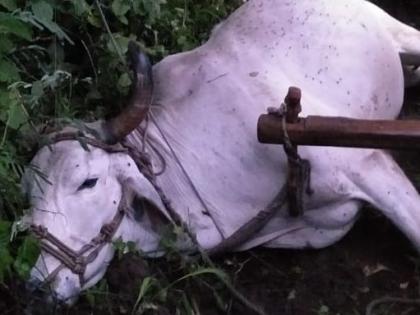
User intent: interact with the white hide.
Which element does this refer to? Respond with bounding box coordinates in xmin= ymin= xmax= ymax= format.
xmin=24 ymin=142 xmax=167 ymax=301
xmin=135 ymin=0 xmax=420 ymax=250
xmin=24 ymin=0 xmax=420 ymax=303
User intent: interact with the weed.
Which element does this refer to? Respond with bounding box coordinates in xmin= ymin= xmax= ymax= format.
xmin=0 ymin=0 xmax=242 ymax=312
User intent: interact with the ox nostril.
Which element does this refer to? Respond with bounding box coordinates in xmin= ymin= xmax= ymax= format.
xmin=26 ymin=278 xmax=50 ymax=303
xmin=52 ymin=275 xmax=80 ymax=305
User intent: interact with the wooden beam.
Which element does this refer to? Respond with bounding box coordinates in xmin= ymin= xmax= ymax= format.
xmin=258 ymin=115 xmax=420 ymax=150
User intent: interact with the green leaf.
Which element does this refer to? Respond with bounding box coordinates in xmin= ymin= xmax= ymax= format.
xmin=26 ymin=3 xmax=74 ymax=45
xmin=106 ymin=33 xmax=136 ymax=55
xmin=7 ymin=102 xmax=27 ymax=129
xmin=4 ymin=88 xmax=27 ymax=129
xmin=72 ymin=0 xmax=90 ymax=17
xmin=28 ymin=80 xmax=44 ymax=107
xmin=0 ymin=89 xmax=10 ymax=112
xmin=0 ymin=13 xmax=32 ymax=40
xmin=133 ymin=277 xmax=157 ymax=312
xmin=0 ymin=247 xmax=13 ymax=282
xmin=0 ymin=0 xmax=17 ymax=11
xmin=111 ymin=0 xmax=130 ymax=20
xmin=0 ymin=220 xmax=11 ymax=249
xmin=142 ymin=0 xmax=166 ymax=23
xmin=86 ymin=12 xmax=101 ymax=28
xmin=0 ymin=37 xmax=13 ymax=53
xmin=31 ymin=80 xmax=44 ymax=100
xmin=0 ymin=221 xmax=12 ymax=282
xmin=0 ymin=59 xmax=20 ymax=83
xmin=117 ymin=72 xmax=131 ymax=89
xmin=32 ymin=1 xmax=53 ymax=22
xmin=13 ymin=236 xmax=40 ymax=279
xmin=85 ymin=290 xmax=95 ymax=306
xmin=41 ymin=20 xmax=74 ymax=44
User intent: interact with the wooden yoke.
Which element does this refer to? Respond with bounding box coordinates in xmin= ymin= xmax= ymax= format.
xmin=275 ymin=87 xmax=311 ymax=217
xmin=258 ymin=108 xmax=420 ymax=151
xmin=258 ymin=86 xmax=420 ymax=217
xmin=284 ymin=87 xmax=302 ymax=124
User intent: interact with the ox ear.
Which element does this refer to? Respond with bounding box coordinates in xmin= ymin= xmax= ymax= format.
xmin=112 ymin=154 xmax=172 ymax=228
xmin=122 ymin=177 xmax=171 ymax=230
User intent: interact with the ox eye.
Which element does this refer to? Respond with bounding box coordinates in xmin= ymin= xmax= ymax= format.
xmin=78 ymin=178 xmax=98 ymax=191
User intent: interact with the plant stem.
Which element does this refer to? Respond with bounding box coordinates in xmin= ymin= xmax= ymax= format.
xmin=95 ymin=0 xmax=125 ymax=64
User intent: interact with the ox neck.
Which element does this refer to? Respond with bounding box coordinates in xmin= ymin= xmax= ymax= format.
xmin=124 ymin=123 xmax=224 ymax=250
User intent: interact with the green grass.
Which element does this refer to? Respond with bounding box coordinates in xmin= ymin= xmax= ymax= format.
xmin=0 ymin=0 xmax=241 ymax=300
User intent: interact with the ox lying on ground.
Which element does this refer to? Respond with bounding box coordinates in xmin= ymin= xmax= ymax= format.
xmin=22 ymin=0 xmax=420 ymax=304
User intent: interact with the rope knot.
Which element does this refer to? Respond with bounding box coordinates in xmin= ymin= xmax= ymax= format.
xmin=91 ymin=234 xmax=105 ymax=244
xmin=31 ymin=224 xmax=49 ymax=239
xmin=100 ymin=223 xmax=115 ymax=242
xmin=73 ymin=257 xmax=86 ymax=275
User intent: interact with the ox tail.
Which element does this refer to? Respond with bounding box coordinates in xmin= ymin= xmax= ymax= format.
xmin=350 ymin=150 xmax=420 ymax=252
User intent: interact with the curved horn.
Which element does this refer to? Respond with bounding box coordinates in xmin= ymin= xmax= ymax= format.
xmin=103 ymin=42 xmax=153 ymax=144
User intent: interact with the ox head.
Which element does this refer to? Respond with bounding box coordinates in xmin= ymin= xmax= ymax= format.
xmin=21 ymin=43 xmax=170 ymax=304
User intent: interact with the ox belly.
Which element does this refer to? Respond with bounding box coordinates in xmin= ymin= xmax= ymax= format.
xmin=142 ymin=0 xmax=408 ymax=250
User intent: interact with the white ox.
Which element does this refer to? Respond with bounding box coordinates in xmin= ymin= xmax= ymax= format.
xmin=22 ymin=0 xmax=420 ymax=304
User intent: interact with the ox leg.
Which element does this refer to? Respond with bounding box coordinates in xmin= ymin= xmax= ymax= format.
xmin=403 ymin=65 xmax=420 ymax=88
xmin=400 ymin=52 xmax=420 ymax=88
xmin=236 ymin=200 xmax=361 ymax=251
xmin=400 ymin=53 xmax=420 ymax=68
xmin=349 ymin=150 xmax=420 ymax=251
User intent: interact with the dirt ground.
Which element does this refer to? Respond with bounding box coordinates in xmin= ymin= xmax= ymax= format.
xmin=232 ymin=3 xmax=420 ymax=313
xmin=2 ymin=1 xmax=420 ymax=315
xmin=229 ymin=213 xmax=420 ymax=315
xmin=228 ymin=97 xmax=420 ymax=315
